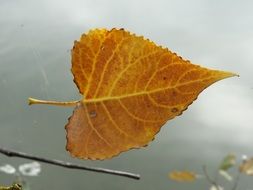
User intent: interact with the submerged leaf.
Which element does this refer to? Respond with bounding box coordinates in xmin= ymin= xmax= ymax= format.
xmin=219 ymin=153 xmax=236 ymax=171
xmin=169 ymin=171 xmax=198 ymax=182
xmin=239 ymin=157 xmax=253 ymax=176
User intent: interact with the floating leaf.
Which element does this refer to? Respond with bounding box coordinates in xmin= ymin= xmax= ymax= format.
xmin=239 ymin=157 xmax=253 ymax=176
xmin=219 ymin=153 xmax=236 ymax=171
xmin=29 ymin=28 xmax=237 ymax=160
xmin=169 ymin=171 xmax=198 ymax=182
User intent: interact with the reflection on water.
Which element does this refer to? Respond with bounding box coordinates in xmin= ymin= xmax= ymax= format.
xmin=1 ymin=0 xmax=253 ymax=189
xmin=0 ymin=164 xmax=16 ymax=174
xmin=18 ymin=162 xmax=41 ymax=176
xmin=0 ymin=162 xmax=41 ymax=177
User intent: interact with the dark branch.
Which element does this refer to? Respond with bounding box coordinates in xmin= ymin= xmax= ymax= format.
xmin=0 ymin=147 xmax=140 ymax=180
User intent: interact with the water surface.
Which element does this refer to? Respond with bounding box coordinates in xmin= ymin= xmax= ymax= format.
xmin=0 ymin=0 xmax=253 ymax=189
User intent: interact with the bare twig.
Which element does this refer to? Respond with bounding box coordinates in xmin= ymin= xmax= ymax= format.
xmin=0 ymin=147 xmax=140 ymax=180
xmin=202 ymin=165 xmax=220 ymax=190
xmin=231 ymin=172 xmax=240 ymax=190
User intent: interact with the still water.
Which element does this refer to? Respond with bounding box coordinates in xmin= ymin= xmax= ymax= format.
xmin=0 ymin=0 xmax=253 ymax=189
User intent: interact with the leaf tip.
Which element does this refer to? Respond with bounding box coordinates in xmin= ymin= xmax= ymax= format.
xmin=227 ymin=72 xmax=239 ymax=78
xmin=217 ymin=71 xmax=239 ymax=79
xmin=209 ymin=70 xmax=239 ymax=84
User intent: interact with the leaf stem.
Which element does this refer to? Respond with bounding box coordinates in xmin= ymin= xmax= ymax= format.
xmin=28 ymin=97 xmax=79 ymax=107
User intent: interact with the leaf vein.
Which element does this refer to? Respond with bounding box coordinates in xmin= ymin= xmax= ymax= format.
xmin=109 ymin=50 xmax=161 ymax=96
xmin=85 ymin=33 xmax=109 ymax=95
xmin=94 ymin=37 xmax=129 ymax=98
xmin=83 ymin=104 xmax=113 ymax=148
xmin=147 ymin=94 xmax=172 ymax=108
xmin=117 ymin=100 xmax=162 ymax=123
xmin=101 ymin=102 xmax=131 ymax=138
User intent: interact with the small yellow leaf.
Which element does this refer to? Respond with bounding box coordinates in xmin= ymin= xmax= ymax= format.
xmin=169 ymin=171 xmax=197 ymax=182
xmin=239 ymin=157 xmax=253 ymax=176
xmin=219 ymin=153 xmax=236 ymax=171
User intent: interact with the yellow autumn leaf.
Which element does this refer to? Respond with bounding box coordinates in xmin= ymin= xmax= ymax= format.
xmin=169 ymin=171 xmax=198 ymax=182
xmin=219 ymin=153 xmax=236 ymax=171
xmin=29 ymin=28 xmax=238 ymax=160
xmin=239 ymin=157 xmax=253 ymax=176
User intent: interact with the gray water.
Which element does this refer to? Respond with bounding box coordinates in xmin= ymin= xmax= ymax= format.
xmin=0 ymin=0 xmax=253 ymax=189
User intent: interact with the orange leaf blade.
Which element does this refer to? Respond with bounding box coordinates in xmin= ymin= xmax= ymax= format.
xmin=67 ymin=28 xmax=237 ymax=160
